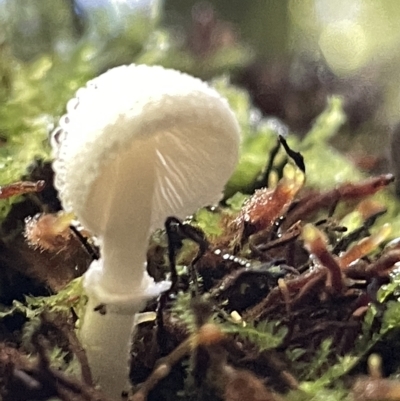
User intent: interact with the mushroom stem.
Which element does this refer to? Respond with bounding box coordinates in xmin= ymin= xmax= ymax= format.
xmin=79 ymin=296 xmax=140 ymax=397
xmin=87 ymin=142 xmax=157 ymax=295
xmin=80 ymin=259 xmax=169 ymax=398
xmin=79 ymin=144 xmax=170 ymax=397
xmin=80 ymin=146 xmax=169 ymax=397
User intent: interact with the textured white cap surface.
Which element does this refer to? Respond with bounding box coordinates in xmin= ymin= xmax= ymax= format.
xmin=52 ymin=64 xmax=240 ymax=235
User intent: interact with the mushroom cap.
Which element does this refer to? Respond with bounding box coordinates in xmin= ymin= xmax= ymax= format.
xmin=51 ymin=64 xmax=240 ymax=235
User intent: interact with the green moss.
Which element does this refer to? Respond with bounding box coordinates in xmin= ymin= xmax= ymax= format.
xmin=222 ymin=319 xmax=288 ymax=351
xmin=0 ymin=277 xmax=85 ymax=321
xmin=0 ymin=44 xmax=95 ymax=217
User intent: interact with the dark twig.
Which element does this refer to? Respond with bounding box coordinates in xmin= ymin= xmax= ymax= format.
xmin=70 ymin=224 xmax=100 ymax=260
xmin=157 ymin=217 xmax=209 ymax=350
xmin=279 ymin=135 xmax=305 ymax=172
xmin=249 ymin=138 xmax=281 ymax=192
xmin=130 ymin=338 xmax=192 ymax=401
xmin=59 ymin=320 xmax=94 ymax=386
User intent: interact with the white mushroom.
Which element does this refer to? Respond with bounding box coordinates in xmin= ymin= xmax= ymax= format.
xmin=51 ymin=64 xmax=240 ymax=397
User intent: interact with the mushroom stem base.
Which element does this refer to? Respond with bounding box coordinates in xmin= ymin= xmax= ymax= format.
xmin=79 ymin=296 xmax=143 ymax=398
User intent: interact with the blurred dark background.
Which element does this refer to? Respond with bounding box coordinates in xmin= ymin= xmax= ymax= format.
xmin=2 ymin=0 xmax=400 ymax=173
